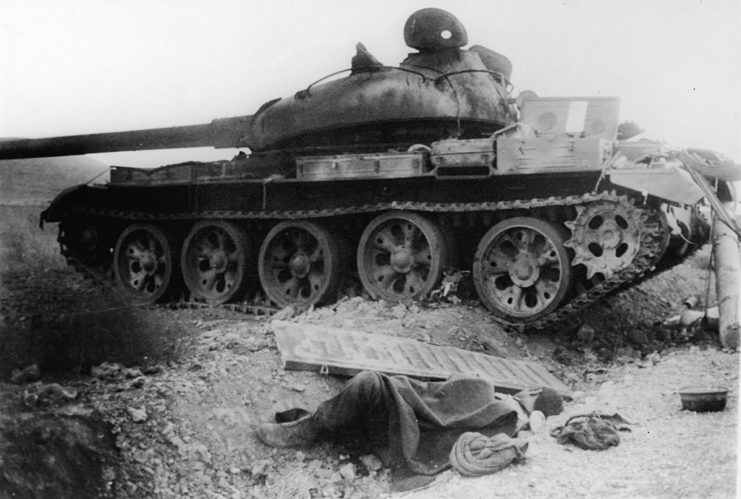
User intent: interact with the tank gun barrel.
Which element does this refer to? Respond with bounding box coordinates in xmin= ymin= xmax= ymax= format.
xmin=0 ymin=116 xmax=252 ymax=160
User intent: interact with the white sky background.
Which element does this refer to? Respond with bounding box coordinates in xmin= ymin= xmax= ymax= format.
xmin=1 ymin=0 xmax=739 ymax=167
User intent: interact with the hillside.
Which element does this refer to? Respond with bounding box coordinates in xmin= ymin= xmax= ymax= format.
xmin=0 ymin=156 xmax=109 ymax=205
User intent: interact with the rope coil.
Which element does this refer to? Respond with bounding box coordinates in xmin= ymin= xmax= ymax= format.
xmin=449 ymin=432 xmax=528 ymax=477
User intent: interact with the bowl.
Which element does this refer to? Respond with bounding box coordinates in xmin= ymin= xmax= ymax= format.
xmin=678 ymin=386 xmax=729 ymax=412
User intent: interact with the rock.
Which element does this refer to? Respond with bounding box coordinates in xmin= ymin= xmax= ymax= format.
xmin=359 ymin=454 xmax=382 ymax=472
xmin=552 ymin=346 xmax=572 ymax=366
xmin=577 ymin=325 xmax=595 ymax=343
xmin=307 ymin=459 xmax=323 ymax=471
xmin=250 ymin=459 xmax=272 ymax=477
xmin=627 ymin=328 xmax=648 ymax=345
xmin=129 ymin=377 xmax=145 ymax=389
xmin=91 ymin=362 xmax=123 ymax=379
xmin=645 ymin=352 xmax=662 ymax=365
xmin=191 ymin=443 xmax=212 ymax=463
xmin=243 ymin=337 xmax=270 ymax=352
xmin=339 ymin=462 xmax=356 ymax=481
xmin=10 ymin=363 xmax=41 ymax=384
xmin=272 ymin=306 xmax=295 ymax=321
xmin=22 ymin=383 xmax=78 ymax=407
xmin=55 ymin=405 xmax=94 ymax=417
xmin=142 ymin=365 xmax=163 ymax=375
xmin=127 ymin=406 xmax=148 ymax=423
xmin=122 ymin=367 xmax=143 ymax=379
xmin=401 ymin=316 xmax=417 ymax=328
xmin=390 ymin=303 xmax=407 ymax=319
xmin=124 ymin=481 xmax=138 ymax=495
xmin=480 ymin=338 xmax=509 ymax=358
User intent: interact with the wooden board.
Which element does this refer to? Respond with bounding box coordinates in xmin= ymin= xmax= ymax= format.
xmin=272 ymin=321 xmax=572 ymax=398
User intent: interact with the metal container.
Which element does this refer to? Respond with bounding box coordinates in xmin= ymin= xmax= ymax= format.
xmin=678 ymin=386 xmax=729 ymax=412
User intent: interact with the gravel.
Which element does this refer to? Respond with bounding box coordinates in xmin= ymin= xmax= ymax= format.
xmin=406 ymin=346 xmax=738 ymax=498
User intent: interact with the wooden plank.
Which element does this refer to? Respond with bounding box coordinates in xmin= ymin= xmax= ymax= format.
xmin=272 ymin=321 xmax=572 ymax=398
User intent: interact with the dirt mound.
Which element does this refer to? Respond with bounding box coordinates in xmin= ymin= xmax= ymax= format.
xmin=0 ymin=400 xmax=117 ymax=498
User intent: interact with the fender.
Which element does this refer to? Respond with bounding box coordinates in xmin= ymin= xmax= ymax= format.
xmin=40 ymin=184 xmax=93 ymax=226
xmin=607 ymin=166 xmax=704 ymax=205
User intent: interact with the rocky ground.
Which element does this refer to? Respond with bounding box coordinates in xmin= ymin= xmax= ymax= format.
xmin=0 ymin=204 xmax=738 ymax=498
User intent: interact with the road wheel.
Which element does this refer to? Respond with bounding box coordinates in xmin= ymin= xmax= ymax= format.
xmin=258 ymin=221 xmax=342 ymax=308
xmin=181 ymin=221 xmax=251 ymax=305
xmin=473 ymin=217 xmax=572 ymax=322
xmin=357 ymin=211 xmax=448 ymax=302
xmin=113 ymin=224 xmax=178 ymax=305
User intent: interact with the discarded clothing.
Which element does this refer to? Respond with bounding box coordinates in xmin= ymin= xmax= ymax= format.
xmin=551 ymin=413 xmax=631 ymax=450
xmin=449 ymin=432 xmax=528 ymax=477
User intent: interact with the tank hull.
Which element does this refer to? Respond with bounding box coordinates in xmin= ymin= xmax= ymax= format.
xmin=43 ymin=170 xmax=603 ymax=224
xmin=41 ymin=155 xmax=709 ymax=330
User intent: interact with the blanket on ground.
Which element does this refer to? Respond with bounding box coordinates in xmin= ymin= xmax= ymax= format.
xmin=378 ymin=374 xmax=518 ymax=476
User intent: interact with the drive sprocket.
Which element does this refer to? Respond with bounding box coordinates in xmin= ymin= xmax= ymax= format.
xmin=564 ymin=197 xmax=643 ymax=279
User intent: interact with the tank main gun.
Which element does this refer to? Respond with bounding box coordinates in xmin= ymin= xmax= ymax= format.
xmin=0 ymin=116 xmax=251 ymax=160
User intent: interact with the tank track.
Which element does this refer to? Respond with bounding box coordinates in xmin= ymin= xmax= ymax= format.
xmin=62 ymin=254 xmax=280 ymax=317
xmin=59 ymin=191 xmax=670 ymax=331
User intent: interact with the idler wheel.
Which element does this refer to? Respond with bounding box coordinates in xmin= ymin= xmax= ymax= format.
xmin=258 ymin=221 xmax=342 ymax=308
xmin=357 ymin=211 xmax=448 ymax=302
xmin=181 ymin=221 xmax=251 ymax=305
xmin=473 ymin=217 xmax=572 ymax=322
xmin=113 ymin=224 xmax=178 ymax=305
xmin=58 ymin=217 xmax=111 ymax=265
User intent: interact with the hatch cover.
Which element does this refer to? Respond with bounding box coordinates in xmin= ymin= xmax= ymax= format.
xmin=272 ymin=321 xmax=572 ymax=398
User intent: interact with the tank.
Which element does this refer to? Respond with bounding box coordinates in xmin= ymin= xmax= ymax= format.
xmin=0 ymin=8 xmax=734 ymax=330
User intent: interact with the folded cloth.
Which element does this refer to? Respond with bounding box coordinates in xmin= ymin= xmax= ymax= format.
xmin=449 ymin=432 xmax=528 ymax=477
xmin=550 ymin=413 xmax=631 ymax=450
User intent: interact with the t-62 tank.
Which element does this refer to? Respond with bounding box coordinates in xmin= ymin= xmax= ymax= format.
xmin=1 ymin=8 xmax=735 ymax=330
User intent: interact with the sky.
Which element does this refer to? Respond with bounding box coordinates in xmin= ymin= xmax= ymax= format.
xmin=1 ymin=0 xmax=739 ymax=167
